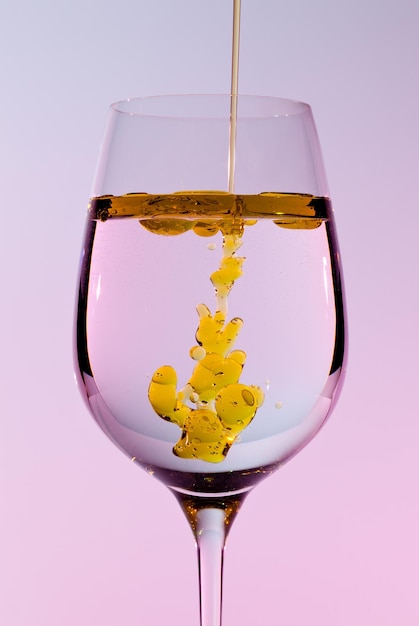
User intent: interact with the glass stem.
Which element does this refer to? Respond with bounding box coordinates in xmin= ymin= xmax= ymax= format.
xmin=196 ymin=508 xmax=226 ymax=626
xmin=173 ymin=491 xmax=246 ymax=626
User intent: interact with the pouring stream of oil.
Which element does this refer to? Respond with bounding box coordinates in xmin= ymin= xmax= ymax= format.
xmin=228 ymin=0 xmax=241 ymax=193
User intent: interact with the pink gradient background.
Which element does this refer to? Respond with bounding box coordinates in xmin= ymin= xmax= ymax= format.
xmin=1 ymin=0 xmax=418 ymax=624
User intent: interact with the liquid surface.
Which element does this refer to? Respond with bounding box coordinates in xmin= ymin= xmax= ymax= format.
xmin=91 ymin=191 xmax=328 ymax=224
xmin=76 ymin=192 xmax=345 ymax=495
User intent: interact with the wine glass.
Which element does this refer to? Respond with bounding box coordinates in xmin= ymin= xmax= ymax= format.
xmin=74 ymin=94 xmax=346 ymax=626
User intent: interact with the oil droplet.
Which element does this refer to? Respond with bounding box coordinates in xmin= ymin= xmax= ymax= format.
xmin=140 ymin=218 xmax=194 ymax=235
xmin=274 ymin=218 xmax=321 ymax=230
xmin=241 ymin=388 xmax=255 ymax=406
xmin=193 ymin=221 xmax=220 ymax=237
xmin=190 ymin=345 xmax=206 ymax=361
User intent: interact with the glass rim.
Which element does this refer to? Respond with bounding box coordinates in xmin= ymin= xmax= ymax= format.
xmin=110 ymin=94 xmax=312 ymax=120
